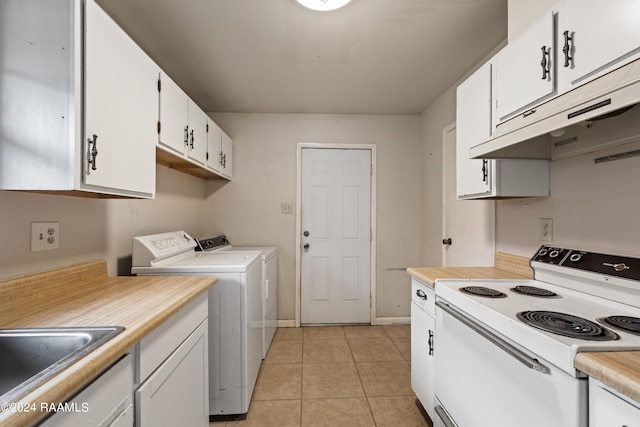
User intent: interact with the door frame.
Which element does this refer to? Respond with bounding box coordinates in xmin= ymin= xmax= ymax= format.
xmin=295 ymin=143 xmax=377 ymax=327
xmin=441 ymin=122 xmax=495 ymax=267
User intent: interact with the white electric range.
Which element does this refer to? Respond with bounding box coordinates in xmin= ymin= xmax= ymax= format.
xmin=433 ymin=245 xmax=640 ymax=427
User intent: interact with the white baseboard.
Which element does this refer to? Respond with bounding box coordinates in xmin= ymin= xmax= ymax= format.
xmin=276 ymin=318 xmax=411 ymax=327
xmin=375 ymin=317 xmax=411 ymax=325
xmin=277 ymin=319 xmax=296 ymax=328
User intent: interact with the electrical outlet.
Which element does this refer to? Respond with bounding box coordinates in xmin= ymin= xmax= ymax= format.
xmin=539 ymin=218 xmax=553 ymax=242
xmin=281 ymin=202 xmax=294 ymax=215
xmin=31 ymin=222 xmax=59 ymax=252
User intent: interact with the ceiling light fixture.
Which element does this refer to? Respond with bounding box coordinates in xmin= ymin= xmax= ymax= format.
xmin=296 ymin=0 xmax=352 ymax=11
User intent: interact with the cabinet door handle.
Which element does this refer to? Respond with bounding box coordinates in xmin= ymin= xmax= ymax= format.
xmin=482 ymin=159 xmax=488 ymax=182
xmin=428 ymin=329 xmax=434 ymax=356
xmin=540 ymin=45 xmax=551 ymax=80
xmin=190 ymin=129 xmax=194 ymax=149
xmin=416 ymin=289 xmax=427 ymax=300
xmin=184 ymin=126 xmax=189 ymax=148
xmin=562 ymin=30 xmax=573 ymax=67
xmin=87 ymin=134 xmax=98 ymax=171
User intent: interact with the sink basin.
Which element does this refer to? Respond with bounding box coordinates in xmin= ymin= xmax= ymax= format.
xmin=0 ymin=326 xmax=124 ymax=405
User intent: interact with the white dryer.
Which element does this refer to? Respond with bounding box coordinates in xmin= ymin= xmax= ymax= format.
xmin=195 ymin=235 xmax=278 ymax=359
xmin=131 ymin=231 xmax=262 ymax=420
xmin=217 ymin=244 xmax=277 ymax=358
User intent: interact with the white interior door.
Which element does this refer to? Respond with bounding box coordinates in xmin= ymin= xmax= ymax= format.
xmin=301 ymin=148 xmax=371 ymax=324
xmin=442 ymin=124 xmax=495 ymax=267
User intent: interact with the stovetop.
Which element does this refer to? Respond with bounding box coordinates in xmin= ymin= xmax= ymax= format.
xmin=435 ymin=245 xmax=640 ymax=376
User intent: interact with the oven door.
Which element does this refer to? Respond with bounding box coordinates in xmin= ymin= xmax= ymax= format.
xmin=434 ymin=300 xmax=587 ymax=427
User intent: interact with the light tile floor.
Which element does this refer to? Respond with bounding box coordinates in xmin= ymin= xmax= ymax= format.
xmin=210 ymin=325 xmax=432 ymax=427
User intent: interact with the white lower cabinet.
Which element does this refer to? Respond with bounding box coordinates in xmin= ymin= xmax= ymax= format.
xmin=411 ymin=278 xmax=436 ymax=421
xmin=41 ymin=353 xmax=133 ymax=427
xmin=589 ymin=378 xmax=640 ymax=427
xmin=135 ymin=292 xmax=209 ymax=426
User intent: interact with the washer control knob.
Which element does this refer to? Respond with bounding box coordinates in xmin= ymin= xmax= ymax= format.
xmin=538 ymin=249 xmax=548 ymax=257
xmin=549 ymin=250 xmax=561 ymax=259
xmin=569 ymin=253 xmax=583 ymax=263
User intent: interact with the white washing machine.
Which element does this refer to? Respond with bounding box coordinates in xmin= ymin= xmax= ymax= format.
xmin=131 ymin=231 xmax=262 ymax=420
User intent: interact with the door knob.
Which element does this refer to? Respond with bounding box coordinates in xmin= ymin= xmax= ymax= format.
xmin=303 ymin=231 xmax=310 ymax=237
xmin=303 ymin=243 xmax=310 ymax=252
xmin=442 ymin=238 xmax=452 ymax=246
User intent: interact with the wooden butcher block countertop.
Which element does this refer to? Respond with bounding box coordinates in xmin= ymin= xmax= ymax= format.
xmin=407 ymin=252 xmax=640 ymax=406
xmin=0 ymin=259 xmax=216 ymax=427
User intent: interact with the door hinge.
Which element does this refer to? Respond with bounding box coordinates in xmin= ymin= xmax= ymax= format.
xmin=157 ymin=121 xmax=161 ymax=134
xmin=206 ymin=123 xmax=209 ymax=132
xmin=157 ymin=78 xmax=161 ymax=92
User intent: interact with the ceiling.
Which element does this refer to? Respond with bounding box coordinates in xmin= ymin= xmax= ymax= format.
xmin=96 ymin=0 xmax=507 ymax=115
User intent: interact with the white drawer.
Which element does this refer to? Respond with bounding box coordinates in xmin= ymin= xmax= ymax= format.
xmin=411 ymin=278 xmax=435 ymax=316
xmin=137 ymin=292 xmax=208 ymax=383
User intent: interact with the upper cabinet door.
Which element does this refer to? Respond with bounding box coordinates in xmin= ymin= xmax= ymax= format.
xmin=158 ymin=72 xmax=189 ymax=156
xmin=494 ymin=11 xmax=556 ymax=123
xmin=84 ymin=0 xmax=157 ymax=196
xmin=559 ymin=0 xmax=640 ymax=92
xmin=186 ymin=100 xmax=208 ymax=167
xmin=456 ymin=61 xmax=493 ymax=198
xmin=206 ymin=120 xmax=223 ymax=174
xmin=220 ymin=130 xmax=233 ymax=179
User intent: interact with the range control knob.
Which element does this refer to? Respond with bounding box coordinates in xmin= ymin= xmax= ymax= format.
xmin=569 ymin=253 xmax=583 ymax=263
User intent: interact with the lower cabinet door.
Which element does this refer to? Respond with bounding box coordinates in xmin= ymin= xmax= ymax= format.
xmin=136 ymin=321 xmax=209 ymax=426
xmin=411 ymin=301 xmax=435 ymax=421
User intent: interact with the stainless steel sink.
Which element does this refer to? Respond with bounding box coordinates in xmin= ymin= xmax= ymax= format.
xmin=0 ymin=326 xmax=124 ymax=405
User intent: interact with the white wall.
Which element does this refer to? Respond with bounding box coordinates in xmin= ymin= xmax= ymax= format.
xmin=0 ymin=165 xmax=205 ymax=279
xmin=204 ymin=113 xmax=422 ymax=322
xmin=507 ymin=0 xmax=557 ymax=41
xmin=496 ymin=140 xmax=640 ymax=257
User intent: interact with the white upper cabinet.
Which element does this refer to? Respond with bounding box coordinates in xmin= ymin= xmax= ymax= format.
xmin=457 ymin=62 xmax=493 ymax=197
xmin=157 ymin=72 xmax=232 ymax=180
xmin=158 ymin=73 xmax=189 ymax=157
xmin=494 ymin=11 xmax=556 ymax=123
xmin=84 ymin=0 xmax=157 ymax=196
xmin=0 ymin=0 xmax=158 ymax=198
xmin=186 ymin=100 xmax=209 ymax=167
xmin=220 ymin=130 xmax=233 ymax=179
xmin=206 ymin=120 xmax=223 ymax=174
xmin=558 ymin=0 xmax=640 ymax=92
xmin=457 ymin=61 xmax=550 ymax=199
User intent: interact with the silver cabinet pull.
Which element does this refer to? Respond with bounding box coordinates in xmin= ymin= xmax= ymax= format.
xmin=436 ymin=301 xmax=550 ymax=375
xmin=541 ymin=46 xmax=551 ymax=80
xmin=87 ymin=134 xmax=98 ymax=170
xmin=563 ymin=30 xmax=573 ymax=67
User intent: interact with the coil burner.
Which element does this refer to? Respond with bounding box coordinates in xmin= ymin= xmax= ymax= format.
xmin=460 ymin=286 xmax=507 ymax=298
xmin=511 ymin=285 xmax=558 ymax=298
xmin=599 ymin=316 xmax=640 ymax=336
xmin=517 ymin=311 xmax=618 ymax=341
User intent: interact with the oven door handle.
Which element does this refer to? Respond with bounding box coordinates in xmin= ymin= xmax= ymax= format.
xmin=435 ymin=405 xmax=456 ymax=427
xmin=436 ymin=301 xmax=550 ymax=375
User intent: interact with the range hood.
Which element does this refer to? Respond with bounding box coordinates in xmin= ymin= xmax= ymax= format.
xmin=470 ymin=59 xmax=640 ymax=160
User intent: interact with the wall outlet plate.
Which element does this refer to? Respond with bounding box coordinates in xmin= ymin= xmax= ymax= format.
xmin=539 ymin=218 xmax=553 ymax=242
xmin=31 ymin=222 xmax=59 ymax=252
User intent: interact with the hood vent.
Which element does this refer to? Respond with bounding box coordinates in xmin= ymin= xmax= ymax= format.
xmin=470 ymin=59 xmax=640 ymax=160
